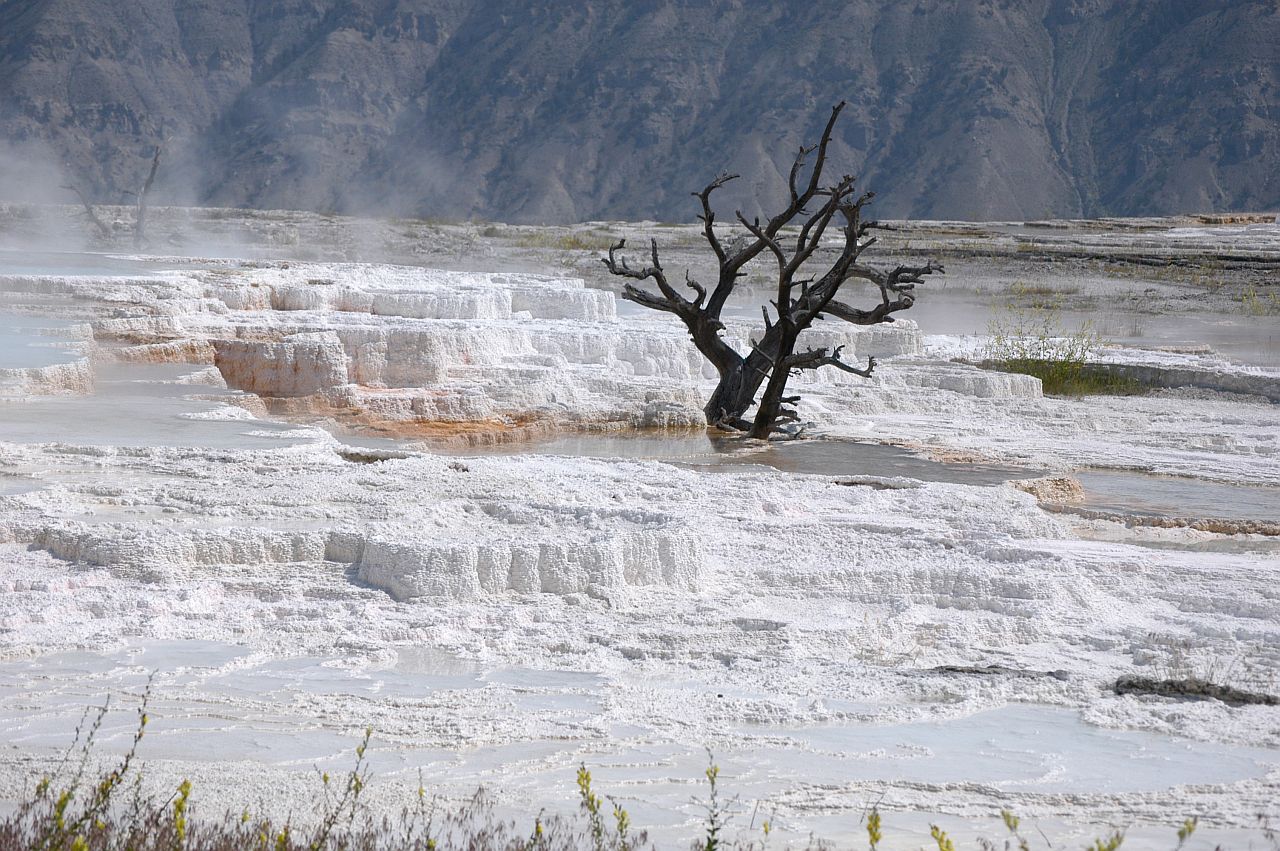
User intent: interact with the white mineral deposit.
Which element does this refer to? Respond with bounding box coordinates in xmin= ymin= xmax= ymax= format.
xmin=0 ymin=211 xmax=1277 ymax=848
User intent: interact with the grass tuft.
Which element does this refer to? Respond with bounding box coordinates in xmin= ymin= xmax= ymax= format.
xmin=0 ymin=693 xmax=1258 ymax=850
xmin=982 ymin=290 xmax=1143 ymax=396
xmin=513 ymin=231 xmax=617 ymax=251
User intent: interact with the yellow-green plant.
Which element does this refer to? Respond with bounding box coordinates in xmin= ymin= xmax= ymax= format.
xmin=172 ymin=778 xmax=193 ymax=849
xmin=1239 ymin=286 xmax=1280 ymax=316
xmin=866 ymin=807 xmax=882 ymax=850
xmin=30 ymin=682 xmax=152 ymax=851
xmin=1000 ymin=809 xmax=1029 ymax=851
xmin=1006 ymin=280 xmax=1078 ymax=309
xmin=576 ymin=764 xmax=606 ymax=851
xmin=401 ymin=770 xmax=440 ymax=851
xmin=515 ymin=230 xmax=617 ymax=251
xmin=309 ymin=726 xmax=372 ymax=851
xmin=612 ymin=801 xmax=631 ymax=851
xmin=1175 ymin=817 xmax=1197 ymax=849
xmin=1089 ymin=829 xmax=1125 ymax=851
xmin=0 ymin=706 xmax=1256 ymax=850
xmin=527 ymin=811 xmax=547 ymax=850
xmin=697 ymin=753 xmax=732 ymax=851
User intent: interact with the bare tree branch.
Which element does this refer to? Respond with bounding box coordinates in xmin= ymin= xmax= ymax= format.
xmin=60 ymin=183 xmax=112 ymax=240
xmin=774 ymin=102 xmax=847 ymax=233
xmin=784 ymin=346 xmax=877 ymax=378
xmin=784 ymin=178 xmax=859 ymax=280
xmin=707 ymin=101 xmax=849 ymax=316
xmin=693 ymin=172 xmax=738 ymax=265
xmin=886 ymin=261 xmax=944 ymax=291
xmin=134 ymin=140 xmax=165 ymax=249
xmin=824 ymin=294 xmax=914 ymax=325
xmin=683 ymin=270 xmax=707 ymax=307
xmin=604 ymin=238 xmax=684 ymax=309
xmin=787 ymin=144 xmax=816 ymax=205
xmin=619 ymin=283 xmax=684 ymax=316
xmin=735 ymin=212 xmax=787 ymax=271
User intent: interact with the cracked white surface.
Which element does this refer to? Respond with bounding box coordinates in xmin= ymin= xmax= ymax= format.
xmin=0 ymin=251 xmax=1276 ymax=846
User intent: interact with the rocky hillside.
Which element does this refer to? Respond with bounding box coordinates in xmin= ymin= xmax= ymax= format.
xmin=1 ymin=0 xmax=1277 ymax=223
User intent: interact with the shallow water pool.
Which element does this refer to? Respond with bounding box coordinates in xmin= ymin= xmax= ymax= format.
xmin=458 ymin=433 xmax=1042 ymax=487
xmin=1076 ymin=470 xmax=1280 ymax=523
xmin=0 ymin=311 xmax=82 ymax=368
xmin=0 ymin=362 xmax=320 ymax=449
xmin=0 ymin=249 xmax=170 ymax=277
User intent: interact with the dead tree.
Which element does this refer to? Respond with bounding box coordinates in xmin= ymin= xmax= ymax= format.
xmin=60 ymin=183 xmax=112 ymax=241
xmin=128 ymin=140 xmax=164 ymax=249
xmin=61 ymin=138 xmax=164 ymax=247
xmin=603 ymin=102 xmax=943 ymax=439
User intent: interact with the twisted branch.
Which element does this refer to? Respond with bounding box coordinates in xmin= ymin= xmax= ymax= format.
xmin=605 ymin=238 xmax=685 ymax=312
xmin=784 ymin=346 xmax=877 ymax=378
xmin=886 ymin=261 xmax=944 ymax=292
xmin=693 ymin=172 xmax=739 ymax=265
xmin=133 ymin=140 xmax=164 ymax=248
xmin=60 ymin=183 xmax=111 ymax=240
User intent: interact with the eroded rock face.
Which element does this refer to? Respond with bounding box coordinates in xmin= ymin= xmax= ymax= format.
xmin=4 ymin=2 xmax=1277 ymax=221
xmin=896 ymin=361 xmax=1043 ymax=399
xmin=214 ymin=333 xmax=349 ymax=397
xmin=355 ymin=531 xmax=701 ymax=600
xmin=1014 ymin=475 xmax=1086 ymax=504
xmin=3 ymin=258 xmax=1033 ymax=439
xmin=0 ymin=359 xmax=94 ymax=397
xmin=113 ymin=340 xmax=216 ymax=364
xmin=0 ymin=447 xmax=707 ymax=600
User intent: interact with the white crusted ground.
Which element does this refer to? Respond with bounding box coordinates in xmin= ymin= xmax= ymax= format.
xmin=0 ymin=251 xmax=1277 ymax=847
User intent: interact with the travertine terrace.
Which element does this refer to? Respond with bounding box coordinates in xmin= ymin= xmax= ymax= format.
xmin=0 ymin=207 xmax=1277 ymax=847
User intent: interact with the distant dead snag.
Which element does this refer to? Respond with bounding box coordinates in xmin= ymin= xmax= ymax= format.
xmin=60 ymin=183 xmax=112 ymax=241
xmin=61 ymin=137 xmax=166 ymax=247
xmin=603 ymin=102 xmax=943 ymax=439
xmin=125 ymin=139 xmax=166 ymax=249
xmin=135 ymin=140 xmax=164 ymax=248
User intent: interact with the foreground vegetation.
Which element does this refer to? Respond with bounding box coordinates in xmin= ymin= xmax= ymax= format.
xmin=982 ymin=284 xmax=1143 ymax=396
xmin=0 ymin=691 xmax=1258 ymax=850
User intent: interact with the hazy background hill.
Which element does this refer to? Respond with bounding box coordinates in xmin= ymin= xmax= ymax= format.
xmin=1 ymin=0 xmax=1277 ymax=223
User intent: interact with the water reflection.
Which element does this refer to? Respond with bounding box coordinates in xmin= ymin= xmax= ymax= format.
xmin=1076 ymin=470 xmax=1280 ymax=523
xmin=0 ymin=312 xmax=82 ymax=368
xmin=458 ymin=432 xmax=1042 ymax=487
xmin=0 ymin=362 xmax=312 ymax=449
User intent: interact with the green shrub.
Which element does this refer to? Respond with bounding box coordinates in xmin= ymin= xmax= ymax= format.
xmin=983 ymin=293 xmax=1141 ymax=396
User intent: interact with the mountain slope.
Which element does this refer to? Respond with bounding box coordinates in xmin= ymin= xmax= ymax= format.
xmin=1 ymin=0 xmax=1276 ymax=222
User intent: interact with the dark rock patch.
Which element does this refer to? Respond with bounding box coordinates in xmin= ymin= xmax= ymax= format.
xmin=1113 ymin=676 xmax=1279 ymax=707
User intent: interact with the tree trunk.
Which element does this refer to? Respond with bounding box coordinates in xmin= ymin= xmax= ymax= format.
xmin=605 ymin=103 xmax=942 ymax=438
xmin=702 ymin=342 xmax=777 ymax=427
xmin=747 ymin=334 xmax=799 ymax=439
